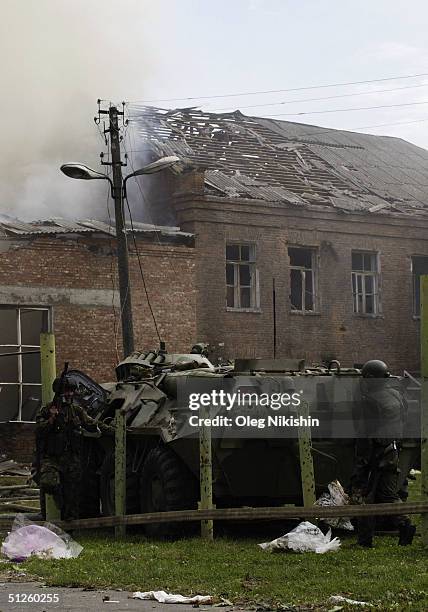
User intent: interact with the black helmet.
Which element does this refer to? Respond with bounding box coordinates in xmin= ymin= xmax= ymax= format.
xmin=361 ymin=360 xmax=389 ymax=378
xmin=52 ymin=377 xmax=77 ymax=393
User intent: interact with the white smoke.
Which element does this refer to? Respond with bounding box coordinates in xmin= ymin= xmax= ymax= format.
xmin=0 ymin=0 xmax=156 ymax=220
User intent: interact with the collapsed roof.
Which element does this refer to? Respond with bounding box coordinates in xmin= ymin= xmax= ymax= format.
xmin=0 ymin=216 xmax=193 ymax=243
xmin=130 ymin=105 xmax=428 ymax=217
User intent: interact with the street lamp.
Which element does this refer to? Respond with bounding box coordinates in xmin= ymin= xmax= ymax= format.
xmin=60 ymin=155 xmax=179 ymax=198
xmin=60 ymin=154 xmax=180 ymax=357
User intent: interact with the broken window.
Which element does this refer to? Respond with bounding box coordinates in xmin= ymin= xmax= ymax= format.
xmin=0 ymin=307 xmax=49 ymax=421
xmin=352 ymin=252 xmax=379 ymax=315
xmin=289 ymin=247 xmax=317 ymax=312
xmin=226 ymin=244 xmax=258 ymax=309
xmin=412 ymin=256 xmax=428 ymax=317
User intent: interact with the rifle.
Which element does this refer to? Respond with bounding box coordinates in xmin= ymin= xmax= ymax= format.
xmin=52 ymin=361 xmax=69 ymax=410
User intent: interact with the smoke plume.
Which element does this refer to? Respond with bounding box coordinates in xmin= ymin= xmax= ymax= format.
xmin=0 ymin=0 xmax=156 ymax=221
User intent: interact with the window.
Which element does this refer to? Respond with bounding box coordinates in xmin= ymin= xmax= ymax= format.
xmin=226 ymin=244 xmax=258 ymax=309
xmin=412 ymin=256 xmax=428 ymax=317
xmin=289 ymin=247 xmax=317 ymax=312
xmin=0 ymin=307 xmax=50 ymax=421
xmin=352 ymin=252 xmax=379 ymax=315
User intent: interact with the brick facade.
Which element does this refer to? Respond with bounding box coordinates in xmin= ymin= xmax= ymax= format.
xmin=0 ymin=234 xmax=196 ymax=379
xmin=2 ymin=189 xmax=428 ymax=459
xmin=0 ymin=232 xmax=196 ymax=457
xmin=0 ymin=422 xmax=35 ymax=463
xmin=175 ymin=194 xmax=428 ymax=373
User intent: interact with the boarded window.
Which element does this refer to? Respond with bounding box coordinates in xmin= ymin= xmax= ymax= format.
xmin=289 ymin=247 xmax=317 ymax=312
xmin=351 ymin=252 xmax=379 ymax=314
xmin=226 ymin=244 xmax=258 ymax=309
xmin=412 ymin=256 xmax=428 ymax=317
xmin=0 ymin=307 xmax=49 ymax=421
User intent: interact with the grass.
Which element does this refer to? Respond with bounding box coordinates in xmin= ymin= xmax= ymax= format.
xmin=0 ymin=478 xmax=427 ymax=610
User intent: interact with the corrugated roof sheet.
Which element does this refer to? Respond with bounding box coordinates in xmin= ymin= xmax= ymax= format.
xmin=0 ymin=217 xmax=193 ymax=239
xmin=129 ymin=105 xmax=428 ymax=217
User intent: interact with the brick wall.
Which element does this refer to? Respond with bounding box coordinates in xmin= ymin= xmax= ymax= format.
xmin=176 ymin=196 xmax=428 ymax=373
xmin=0 ymin=422 xmax=36 ymax=463
xmin=0 ymin=232 xmax=196 ymax=458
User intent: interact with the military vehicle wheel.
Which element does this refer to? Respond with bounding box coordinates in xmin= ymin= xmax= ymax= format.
xmin=100 ymin=452 xmax=139 ymax=516
xmin=139 ymin=445 xmax=198 ymax=538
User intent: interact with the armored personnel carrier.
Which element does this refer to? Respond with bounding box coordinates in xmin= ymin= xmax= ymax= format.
xmin=67 ymin=347 xmax=419 ymax=535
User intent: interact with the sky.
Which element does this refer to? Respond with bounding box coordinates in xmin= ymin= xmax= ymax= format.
xmin=2 ymin=0 xmax=428 ymax=220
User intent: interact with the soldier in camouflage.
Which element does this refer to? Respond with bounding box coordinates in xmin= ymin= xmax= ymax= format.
xmin=35 ymin=378 xmax=102 ymax=521
xmin=350 ymin=359 xmax=416 ymax=547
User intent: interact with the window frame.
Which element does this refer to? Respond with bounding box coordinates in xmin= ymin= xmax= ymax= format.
xmin=288 ymin=246 xmax=319 ymax=313
xmin=226 ymin=243 xmax=260 ymax=311
xmin=351 ymin=251 xmax=380 ymax=316
xmin=0 ymin=306 xmax=51 ymax=421
xmin=411 ymin=255 xmax=428 ymax=318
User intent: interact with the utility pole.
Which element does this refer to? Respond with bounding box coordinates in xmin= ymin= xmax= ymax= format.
xmin=108 ymin=105 xmax=134 ymax=358
xmin=107 ymin=106 xmax=132 ymax=536
xmin=420 ymin=275 xmax=428 ymax=547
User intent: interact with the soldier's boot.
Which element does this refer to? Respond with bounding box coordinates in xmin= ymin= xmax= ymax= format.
xmin=357 ymin=535 xmax=373 ymax=548
xmin=398 ymin=524 xmax=416 ymax=546
xmin=356 ymin=517 xmax=374 ymax=548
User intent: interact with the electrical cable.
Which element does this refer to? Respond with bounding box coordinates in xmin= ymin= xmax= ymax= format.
xmin=106 ymin=185 xmax=121 ymax=365
xmin=124 ymin=194 xmax=162 ymax=344
xmin=102 ymin=157 xmax=121 ymax=364
xmin=122 ymin=115 xmax=428 ymax=155
xmin=128 ymin=71 xmax=428 ymax=104
xmin=210 ymin=82 xmax=428 ymax=113
xmin=127 ymin=101 xmax=428 ymax=144
xmin=264 ymin=99 xmax=428 ymax=118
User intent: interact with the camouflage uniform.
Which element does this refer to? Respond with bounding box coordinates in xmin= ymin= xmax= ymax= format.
xmin=350 ymin=382 xmax=413 ymax=546
xmin=36 ymin=401 xmax=101 ymax=520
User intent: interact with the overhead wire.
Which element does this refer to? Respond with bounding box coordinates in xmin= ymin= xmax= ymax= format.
xmin=264 ymin=99 xmax=428 ymax=117
xmin=124 ymin=194 xmax=162 ymax=344
xmin=210 ymin=82 xmax=428 ymax=113
xmin=120 ymin=115 xmax=428 ymax=155
xmin=128 ymin=71 xmax=428 ymax=104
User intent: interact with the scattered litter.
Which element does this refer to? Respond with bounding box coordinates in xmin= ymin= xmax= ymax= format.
xmin=132 ymin=591 xmax=213 ymax=604
xmin=315 ymin=480 xmax=354 ymax=531
xmin=1 ymin=514 xmax=82 ymax=560
xmin=0 ymin=456 xmax=30 ymax=476
xmin=259 ymin=521 xmax=341 ymax=554
xmin=214 ymin=597 xmax=233 ymax=607
xmin=329 ymin=595 xmax=373 ymax=607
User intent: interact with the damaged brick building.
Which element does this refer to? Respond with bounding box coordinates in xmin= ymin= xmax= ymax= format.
xmin=2 ymin=106 xmax=428 ymax=447
xmin=0 ymin=218 xmax=195 ymax=457
xmin=130 ymin=106 xmax=428 ymax=373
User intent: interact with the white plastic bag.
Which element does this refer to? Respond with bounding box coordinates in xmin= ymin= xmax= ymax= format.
xmin=1 ymin=514 xmax=82 ymax=560
xmin=329 ymin=595 xmax=373 ymax=607
xmin=132 ymin=591 xmax=212 ymax=604
xmin=314 ymin=480 xmax=354 ymax=531
xmin=259 ymin=521 xmax=341 ymax=553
